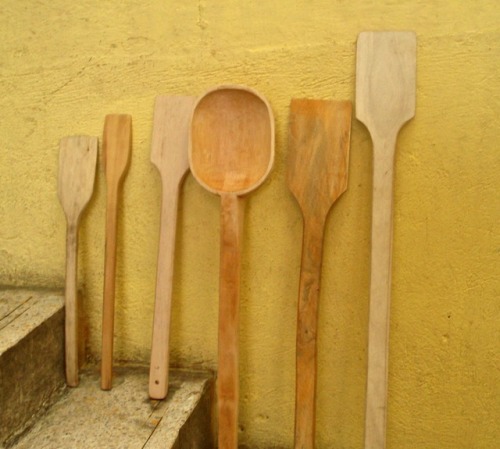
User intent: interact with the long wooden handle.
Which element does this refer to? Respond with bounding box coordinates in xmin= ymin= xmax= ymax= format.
xmin=218 ymin=193 xmax=244 ymax=449
xmin=101 ymin=187 xmax=119 ymax=390
xmin=365 ymin=138 xmax=396 ymax=449
xmin=295 ymin=217 xmax=325 ymax=449
xmin=64 ymin=223 xmax=79 ymax=387
xmin=149 ymin=181 xmax=181 ymax=399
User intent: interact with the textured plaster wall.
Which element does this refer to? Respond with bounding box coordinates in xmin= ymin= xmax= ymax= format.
xmin=0 ymin=1 xmax=498 ymax=448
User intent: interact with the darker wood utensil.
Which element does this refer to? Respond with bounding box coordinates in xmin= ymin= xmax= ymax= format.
xmin=356 ymin=31 xmax=416 ymax=449
xmin=287 ymin=99 xmax=352 ymax=449
xmin=101 ymin=114 xmax=132 ymax=391
xmin=189 ymin=85 xmax=274 ymax=449
xmin=58 ymin=135 xmax=98 ymax=387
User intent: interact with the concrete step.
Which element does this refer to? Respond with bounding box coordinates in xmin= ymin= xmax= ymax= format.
xmin=0 ymin=287 xmax=214 ymax=448
xmin=8 ymin=367 xmax=214 ymax=449
xmin=0 ymin=288 xmax=66 ymax=446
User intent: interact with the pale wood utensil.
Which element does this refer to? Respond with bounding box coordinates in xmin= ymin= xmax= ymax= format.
xmin=58 ymin=136 xmax=98 ymax=387
xmin=356 ymin=31 xmax=416 ymax=449
xmin=287 ymin=99 xmax=352 ymax=449
xmin=189 ymin=85 xmax=274 ymax=449
xmin=149 ymin=95 xmax=196 ymax=400
xmin=101 ymin=114 xmax=132 ymax=390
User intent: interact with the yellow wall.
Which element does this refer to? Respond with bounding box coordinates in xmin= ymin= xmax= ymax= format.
xmin=0 ymin=1 xmax=498 ymax=447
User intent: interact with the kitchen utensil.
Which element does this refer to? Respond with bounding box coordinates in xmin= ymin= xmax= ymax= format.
xmin=287 ymin=99 xmax=352 ymax=449
xmin=356 ymin=31 xmax=416 ymax=449
xmin=58 ymin=136 xmax=98 ymax=387
xmin=101 ymin=114 xmax=132 ymax=390
xmin=149 ymin=95 xmax=196 ymax=399
xmin=189 ymin=85 xmax=274 ymax=449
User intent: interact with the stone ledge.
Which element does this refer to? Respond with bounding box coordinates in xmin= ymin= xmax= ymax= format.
xmin=8 ymin=366 xmax=214 ymax=449
xmin=0 ymin=288 xmax=65 ymax=447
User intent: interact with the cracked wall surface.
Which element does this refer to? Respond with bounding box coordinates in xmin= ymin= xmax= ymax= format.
xmin=0 ymin=1 xmax=499 ymax=448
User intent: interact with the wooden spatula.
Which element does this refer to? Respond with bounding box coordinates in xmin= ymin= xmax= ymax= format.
xmin=58 ymin=136 xmax=97 ymax=387
xmin=287 ymin=99 xmax=352 ymax=449
xmin=356 ymin=31 xmax=416 ymax=449
xmin=101 ymin=114 xmax=132 ymax=390
xmin=149 ymin=95 xmax=196 ymax=400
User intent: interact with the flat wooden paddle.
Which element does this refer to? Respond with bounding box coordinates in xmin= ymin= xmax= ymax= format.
xmin=149 ymin=95 xmax=196 ymax=399
xmin=356 ymin=31 xmax=416 ymax=449
xmin=189 ymin=85 xmax=274 ymax=449
xmin=287 ymin=99 xmax=352 ymax=449
xmin=58 ymin=136 xmax=97 ymax=387
xmin=101 ymin=114 xmax=132 ymax=390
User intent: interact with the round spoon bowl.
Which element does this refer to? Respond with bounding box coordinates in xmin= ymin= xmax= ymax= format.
xmin=189 ymin=85 xmax=274 ymax=195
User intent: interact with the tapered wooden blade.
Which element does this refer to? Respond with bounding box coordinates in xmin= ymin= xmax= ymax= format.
xmin=356 ymin=31 xmax=416 ymax=140
xmin=287 ymin=99 xmax=352 ymax=221
xmin=103 ymin=114 xmax=132 ymax=186
xmin=58 ymin=136 xmax=98 ymax=225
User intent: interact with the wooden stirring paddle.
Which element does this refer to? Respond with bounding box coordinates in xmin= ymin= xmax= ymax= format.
xmin=189 ymin=85 xmax=274 ymax=449
xmin=149 ymin=95 xmax=196 ymax=400
xmin=356 ymin=31 xmax=416 ymax=449
xmin=58 ymin=136 xmax=98 ymax=387
xmin=101 ymin=114 xmax=132 ymax=390
xmin=287 ymin=99 xmax=352 ymax=449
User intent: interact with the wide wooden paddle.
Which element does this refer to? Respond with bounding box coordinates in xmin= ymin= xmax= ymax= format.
xmin=149 ymin=95 xmax=196 ymax=400
xmin=189 ymin=85 xmax=274 ymax=449
xmin=356 ymin=31 xmax=416 ymax=449
xmin=58 ymin=136 xmax=98 ymax=387
xmin=287 ymin=99 xmax=352 ymax=449
xmin=101 ymin=114 xmax=132 ymax=390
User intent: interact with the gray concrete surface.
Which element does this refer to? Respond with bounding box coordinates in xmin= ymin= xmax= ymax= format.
xmin=0 ymin=288 xmax=65 ymax=446
xmin=8 ymin=366 xmax=214 ymax=449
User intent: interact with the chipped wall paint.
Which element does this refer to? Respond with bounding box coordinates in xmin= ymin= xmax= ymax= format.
xmin=0 ymin=1 xmax=498 ymax=447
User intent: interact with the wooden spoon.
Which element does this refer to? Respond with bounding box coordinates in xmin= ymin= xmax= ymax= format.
xmin=287 ymin=99 xmax=352 ymax=449
xmin=149 ymin=95 xmax=196 ymax=400
xmin=356 ymin=31 xmax=416 ymax=449
xmin=189 ymin=85 xmax=274 ymax=449
xmin=58 ymin=136 xmax=98 ymax=387
xmin=101 ymin=114 xmax=132 ymax=390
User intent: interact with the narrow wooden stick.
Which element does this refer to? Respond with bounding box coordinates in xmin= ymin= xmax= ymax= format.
xmin=101 ymin=114 xmax=132 ymax=390
xmin=64 ymin=225 xmax=79 ymax=386
xmin=364 ymin=138 xmax=396 ymax=449
xmin=218 ymin=193 xmax=244 ymax=449
xmin=294 ymin=217 xmax=325 ymax=449
xmin=101 ymin=190 xmax=119 ymax=390
xmin=148 ymin=188 xmax=179 ymax=396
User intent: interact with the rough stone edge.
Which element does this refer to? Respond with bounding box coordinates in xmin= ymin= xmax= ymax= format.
xmin=143 ymin=369 xmax=215 ymax=449
xmin=1 ymin=305 xmax=66 ymax=448
xmin=3 ymin=385 xmax=68 ymax=449
xmin=172 ymin=374 xmax=215 ymax=449
xmin=0 ymin=292 xmax=64 ymax=356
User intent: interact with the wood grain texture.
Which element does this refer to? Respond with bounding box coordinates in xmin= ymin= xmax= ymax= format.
xmin=189 ymin=85 xmax=274 ymax=449
xmin=217 ymin=192 xmax=243 ymax=449
xmin=287 ymin=99 xmax=352 ymax=449
xmin=149 ymin=95 xmax=196 ymax=400
xmin=190 ymin=85 xmax=274 ymax=195
xmin=356 ymin=31 xmax=416 ymax=449
xmin=58 ymin=136 xmax=97 ymax=387
xmin=101 ymin=114 xmax=132 ymax=391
